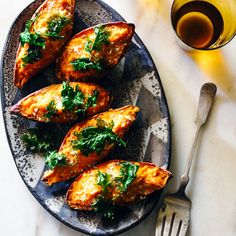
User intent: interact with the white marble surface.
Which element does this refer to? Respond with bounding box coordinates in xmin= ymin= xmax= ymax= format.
xmin=1 ymin=0 xmax=236 ymax=235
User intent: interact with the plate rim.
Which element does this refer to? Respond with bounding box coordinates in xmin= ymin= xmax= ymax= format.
xmin=0 ymin=0 xmax=172 ymax=235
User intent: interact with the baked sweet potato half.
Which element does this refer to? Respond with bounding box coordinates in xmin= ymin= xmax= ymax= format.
xmin=10 ymin=82 xmax=111 ymax=123
xmin=66 ymin=160 xmax=171 ymax=211
xmin=56 ymin=22 xmax=135 ymax=81
xmin=42 ymin=105 xmax=140 ymax=185
xmin=14 ymin=0 xmax=75 ymax=88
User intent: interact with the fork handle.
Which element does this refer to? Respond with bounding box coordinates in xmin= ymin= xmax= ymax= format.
xmin=177 ymin=83 xmax=217 ymax=195
xmin=175 ymin=124 xmax=201 ymax=196
xmin=180 ymin=124 xmax=201 ymax=190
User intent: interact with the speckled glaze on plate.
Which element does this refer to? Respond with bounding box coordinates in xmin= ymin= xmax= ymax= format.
xmin=0 ymin=0 xmax=171 ymax=235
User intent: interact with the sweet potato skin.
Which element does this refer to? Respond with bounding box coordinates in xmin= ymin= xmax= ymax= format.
xmin=42 ymin=105 xmax=140 ymax=185
xmin=56 ymin=22 xmax=135 ymax=81
xmin=14 ymin=0 xmax=75 ymax=88
xmin=10 ymin=82 xmax=111 ymax=123
xmin=66 ymin=160 xmax=171 ymax=210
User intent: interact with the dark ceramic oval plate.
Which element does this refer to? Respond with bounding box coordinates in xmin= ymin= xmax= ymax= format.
xmin=1 ymin=0 xmax=171 ymax=235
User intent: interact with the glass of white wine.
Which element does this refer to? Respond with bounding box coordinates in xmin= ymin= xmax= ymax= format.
xmin=171 ymin=0 xmax=236 ymax=50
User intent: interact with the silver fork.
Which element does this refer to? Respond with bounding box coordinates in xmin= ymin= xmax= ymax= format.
xmin=155 ymin=82 xmax=217 ymax=236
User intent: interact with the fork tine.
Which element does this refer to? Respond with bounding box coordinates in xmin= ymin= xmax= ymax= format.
xmin=156 ymin=215 xmax=188 ymax=236
xmin=163 ymin=212 xmax=175 ymax=236
xmin=156 ymin=202 xmax=174 ymax=236
xmin=178 ymin=220 xmax=189 ymax=236
xmin=171 ymin=210 xmax=189 ymax=236
xmin=171 ymin=217 xmax=182 ymax=236
xmin=156 ymin=200 xmax=171 ymax=236
xmin=156 ymin=195 xmax=191 ymax=236
xmin=168 ymin=212 xmax=176 ymax=235
xmin=155 ymin=210 xmax=166 ymax=235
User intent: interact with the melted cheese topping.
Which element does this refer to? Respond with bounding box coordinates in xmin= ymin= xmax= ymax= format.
xmin=42 ymin=106 xmax=139 ymax=185
xmin=15 ymin=82 xmax=110 ymax=123
xmin=66 ymin=160 xmax=171 ymax=209
xmin=15 ymin=0 xmax=75 ymax=88
xmin=57 ymin=22 xmax=134 ymax=81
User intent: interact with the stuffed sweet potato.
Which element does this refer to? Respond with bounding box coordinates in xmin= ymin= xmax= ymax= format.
xmin=14 ymin=0 xmax=75 ymax=88
xmin=42 ymin=105 xmax=140 ymax=185
xmin=10 ymin=82 xmax=111 ymax=123
xmin=56 ymin=22 xmax=135 ymax=81
xmin=66 ymin=160 xmax=171 ymax=211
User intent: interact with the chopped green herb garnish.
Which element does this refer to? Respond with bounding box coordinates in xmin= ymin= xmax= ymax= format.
xmin=84 ymin=40 xmax=93 ymax=53
xmin=97 ymin=171 xmax=111 ymax=193
xmin=45 ymin=15 xmax=70 ymax=39
xmin=85 ymin=26 xmax=110 ymax=53
xmin=116 ymin=162 xmax=139 ymax=193
xmin=22 ymin=45 xmax=43 ymax=65
xmin=21 ymin=128 xmax=70 ymax=169
xmin=21 ymin=128 xmax=54 ymax=153
xmin=91 ymin=195 xmax=115 ymax=220
xmin=71 ymin=58 xmax=103 ymax=71
xmin=20 ymin=17 xmax=46 ymax=65
xmin=45 ymin=151 xmax=67 ymax=170
xmin=96 ymin=118 xmax=114 ymax=129
xmin=73 ymin=89 xmax=85 ymax=108
xmin=72 ymin=119 xmax=126 ymax=156
xmin=71 ymin=26 xmax=110 ymax=72
xmin=92 ymin=162 xmax=139 ymax=219
xmin=44 ymin=100 xmax=58 ymax=120
xmin=61 ymin=82 xmax=99 ymax=117
xmin=85 ymin=90 xmax=100 ymax=109
xmin=20 ymin=19 xmax=46 ymax=48
xmin=61 ymin=82 xmax=85 ymax=111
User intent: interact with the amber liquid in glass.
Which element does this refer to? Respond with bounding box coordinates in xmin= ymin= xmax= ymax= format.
xmin=172 ymin=1 xmax=224 ymax=49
